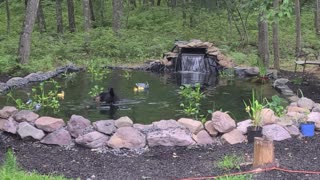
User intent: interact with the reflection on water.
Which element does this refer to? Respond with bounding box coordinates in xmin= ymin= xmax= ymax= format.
xmin=0 ymin=70 xmax=283 ymax=124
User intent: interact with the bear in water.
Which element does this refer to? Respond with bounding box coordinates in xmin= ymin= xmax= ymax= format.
xmin=94 ymin=88 xmax=118 ymax=105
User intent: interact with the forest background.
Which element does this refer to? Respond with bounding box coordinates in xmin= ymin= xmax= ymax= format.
xmin=0 ymin=0 xmax=319 ymax=76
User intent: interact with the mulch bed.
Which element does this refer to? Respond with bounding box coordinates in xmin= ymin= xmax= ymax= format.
xmin=1 ymin=69 xmax=320 ymax=180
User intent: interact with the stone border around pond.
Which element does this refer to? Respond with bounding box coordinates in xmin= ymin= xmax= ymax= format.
xmin=0 ymin=95 xmax=319 ymax=150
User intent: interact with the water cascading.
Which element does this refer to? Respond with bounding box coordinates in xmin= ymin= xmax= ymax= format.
xmin=180 ymin=54 xmax=206 ymax=73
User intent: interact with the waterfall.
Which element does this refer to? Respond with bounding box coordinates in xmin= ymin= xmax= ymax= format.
xmin=180 ymin=54 xmax=206 ymax=73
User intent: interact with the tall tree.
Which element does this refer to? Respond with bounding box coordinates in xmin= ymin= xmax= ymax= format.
xmin=258 ymin=12 xmax=269 ymax=67
xmin=157 ymin=0 xmax=161 ymax=6
xmin=67 ymin=0 xmax=76 ymax=32
xmin=273 ymin=0 xmax=280 ymax=70
xmin=83 ymin=0 xmax=92 ymax=31
xmin=5 ymin=0 xmax=10 ymax=34
xmin=295 ymin=0 xmax=301 ymax=55
xmin=316 ymin=0 xmax=320 ymax=35
xmin=18 ymin=0 xmax=40 ymax=64
xmin=37 ymin=0 xmax=46 ymax=33
xmin=112 ymin=0 xmax=123 ymax=34
xmin=89 ymin=0 xmax=96 ymax=22
xmin=99 ymin=0 xmax=106 ymax=26
xmin=56 ymin=0 xmax=63 ymax=34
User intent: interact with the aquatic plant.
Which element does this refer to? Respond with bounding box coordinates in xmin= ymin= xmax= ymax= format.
xmin=86 ymin=59 xmax=110 ymax=81
xmin=89 ymin=85 xmax=104 ymax=97
xmin=264 ymin=95 xmax=285 ymax=117
xmin=218 ymin=68 xmax=235 ymax=79
xmin=243 ymin=89 xmax=265 ymax=128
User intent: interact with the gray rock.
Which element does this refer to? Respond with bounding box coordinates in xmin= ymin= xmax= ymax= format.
xmin=35 ymin=116 xmax=65 ymax=132
xmin=40 ymin=128 xmax=72 ymax=146
xmin=284 ymin=125 xmax=301 ymax=136
xmin=93 ymin=120 xmax=116 ymax=135
xmin=6 ymin=77 xmax=28 ymax=88
xmin=192 ymin=130 xmax=213 ymax=145
xmin=3 ymin=117 xmax=18 ymax=134
xmin=236 ymin=119 xmax=252 ymax=134
xmin=76 ymin=131 xmax=109 ymax=148
xmin=262 ymin=124 xmax=291 ymax=141
xmin=178 ymin=118 xmax=204 ymax=134
xmin=273 ymin=78 xmax=289 ymax=87
xmin=13 ymin=110 xmax=39 ymax=123
xmin=204 ymin=121 xmax=218 ymax=136
xmin=221 ymin=129 xmax=246 ymax=144
xmin=0 ymin=82 xmax=9 ymax=93
xmin=17 ymin=122 xmax=45 ymax=140
xmin=67 ymin=115 xmax=91 ymax=138
xmin=152 ymin=119 xmax=184 ymax=130
xmin=211 ymin=111 xmax=236 ymax=133
xmin=0 ymin=106 xmax=18 ymax=119
xmin=0 ymin=119 xmax=5 ymax=130
xmin=147 ymin=127 xmax=195 ymax=147
xmin=108 ymin=127 xmax=146 ymax=149
xmin=133 ymin=123 xmax=154 ymax=134
xmin=24 ymin=72 xmax=50 ymax=82
xmin=244 ymin=67 xmax=259 ymax=76
xmin=312 ymin=103 xmax=320 ymax=112
xmin=297 ymin=97 xmax=315 ymax=110
xmin=115 ymin=116 xmax=133 ymax=128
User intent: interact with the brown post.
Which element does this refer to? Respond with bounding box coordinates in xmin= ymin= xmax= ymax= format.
xmin=253 ymin=137 xmax=275 ymax=168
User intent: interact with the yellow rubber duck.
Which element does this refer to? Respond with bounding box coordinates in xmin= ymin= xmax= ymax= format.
xmin=57 ymin=91 xmax=65 ymax=100
xmin=133 ymin=86 xmax=144 ymax=92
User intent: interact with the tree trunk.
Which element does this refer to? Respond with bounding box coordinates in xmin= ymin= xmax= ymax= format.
xmin=253 ymin=137 xmax=275 ymax=168
xmin=37 ymin=0 xmax=46 ymax=33
xmin=316 ymin=0 xmax=320 ymax=35
xmin=56 ymin=0 xmax=63 ymax=34
xmin=129 ymin=0 xmax=137 ymax=8
xmin=83 ymin=0 xmax=91 ymax=31
xmin=157 ymin=0 xmax=161 ymax=6
xmin=258 ymin=12 xmax=270 ymax=67
xmin=112 ymin=0 xmax=123 ymax=34
xmin=18 ymin=0 xmax=40 ymax=64
xmin=67 ymin=0 xmax=76 ymax=32
xmin=99 ymin=0 xmax=106 ymax=26
xmin=150 ymin=0 xmax=155 ymax=6
xmin=89 ymin=0 xmax=96 ymax=22
xmin=273 ymin=0 xmax=280 ymax=70
xmin=5 ymin=0 xmax=10 ymax=34
xmin=295 ymin=0 xmax=301 ymax=55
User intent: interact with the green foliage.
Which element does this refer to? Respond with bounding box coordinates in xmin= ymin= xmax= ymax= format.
xmin=178 ymin=83 xmax=205 ymax=122
xmin=243 ymin=89 xmax=265 ymax=127
xmin=216 ymin=154 xmax=244 ymax=171
xmin=264 ymin=95 xmax=285 ymax=117
xmin=216 ymin=174 xmax=253 ymax=180
xmin=121 ymin=70 xmax=132 ymax=80
xmin=219 ymin=68 xmax=235 ymax=79
xmin=88 ymin=85 xmax=104 ymax=97
xmin=0 ymin=149 xmax=71 ymax=180
xmin=86 ymin=59 xmax=111 ymax=81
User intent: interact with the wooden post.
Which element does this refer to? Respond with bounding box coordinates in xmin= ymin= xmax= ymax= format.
xmin=253 ymin=137 xmax=275 ymax=168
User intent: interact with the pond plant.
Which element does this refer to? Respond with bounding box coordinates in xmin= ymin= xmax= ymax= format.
xmin=264 ymin=95 xmax=285 ymax=117
xmin=86 ymin=59 xmax=110 ymax=81
xmin=88 ymin=85 xmax=104 ymax=98
xmin=7 ymin=79 xmax=62 ymax=114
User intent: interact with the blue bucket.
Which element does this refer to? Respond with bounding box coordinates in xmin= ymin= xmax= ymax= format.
xmin=300 ymin=122 xmax=315 ymax=137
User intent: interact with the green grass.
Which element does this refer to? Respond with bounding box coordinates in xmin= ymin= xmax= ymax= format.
xmin=216 ymin=154 xmax=244 ymax=171
xmin=0 ymin=149 xmax=73 ymax=180
xmin=216 ymin=174 xmax=253 ymax=180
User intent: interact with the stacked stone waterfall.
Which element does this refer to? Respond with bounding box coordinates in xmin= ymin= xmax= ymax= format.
xmin=0 ymin=96 xmax=319 ymax=149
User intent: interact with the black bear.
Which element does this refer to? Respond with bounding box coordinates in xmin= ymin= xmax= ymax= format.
xmin=94 ymin=88 xmax=118 ymax=105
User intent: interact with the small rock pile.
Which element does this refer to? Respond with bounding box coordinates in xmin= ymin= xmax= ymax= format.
xmin=0 ymin=96 xmax=319 ymax=149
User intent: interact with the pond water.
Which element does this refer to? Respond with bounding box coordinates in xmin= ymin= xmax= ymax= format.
xmin=0 ymin=70 xmax=283 ymax=124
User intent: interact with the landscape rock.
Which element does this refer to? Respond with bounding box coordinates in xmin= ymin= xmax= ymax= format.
xmin=13 ymin=110 xmax=39 ymax=123
xmin=287 ymin=106 xmax=310 ymax=114
xmin=6 ymin=77 xmax=28 ymax=88
xmin=67 ymin=115 xmax=91 ymax=138
xmin=312 ymin=103 xmax=320 ymax=112
xmin=236 ymin=119 xmax=252 ymax=134
xmin=115 ymin=116 xmax=133 ymax=128
xmin=133 ymin=123 xmax=154 ymax=134
xmin=261 ymin=108 xmax=277 ymax=125
xmin=262 ymin=124 xmax=291 ymax=141
xmin=152 ymin=119 xmax=184 ymax=130
xmin=35 ymin=116 xmax=65 ymax=132
xmin=211 ymin=111 xmax=236 ymax=133
xmin=221 ymin=129 xmax=246 ymax=144
xmin=40 ymin=128 xmax=72 ymax=146
xmin=0 ymin=119 xmax=6 ymax=130
xmin=284 ymin=125 xmax=301 ymax=136
xmin=177 ymin=118 xmax=203 ymax=134
xmin=93 ymin=120 xmax=116 ymax=135
xmin=147 ymin=127 xmax=195 ymax=147
xmin=0 ymin=106 xmax=18 ymax=119
xmin=108 ymin=127 xmax=146 ymax=149
xmin=297 ymin=97 xmax=315 ymax=110
xmin=192 ymin=130 xmax=213 ymax=145
xmin=76 ymin=131 xmax=109 ymax=148
xmin=24 ymin=72 xmax=50 ymax=82
xmin=273 ymin=78 xmax=289 ymax=87
xmin=17 ymin=122 xmax=45 ymax=140
xmin=204 ymin=121 xmax=218 ymax=136
xmin=2 ymin=117 xmax=18 ymax=134
xmin=307 ymin=112 xmax=320 ymax=122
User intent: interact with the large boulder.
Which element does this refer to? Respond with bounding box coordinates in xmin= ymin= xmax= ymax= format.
xmin=93 ymin=120 xmax=116 ymax=135
xmin=221 ymin=129 xmax=246 ymax=144
xmin=115 ymin=116 xmax=133 ymax=128
xmin=107 ymin=127 xmax=146 ymax=149
xmin=284 ymin=125 xmax=301 ymax=136
xmin=6 ymin=77 xmax=28 ymax=88
xmin=35 ymin=116 xmax=65 ymax=132
xmin=312 ymin=103 xmax=320 ymax=112
xmin=211 ymin=111 xmax=236 ymax=133
xmin=177 ymin=118 xmax=203 ymax=134
xmin=13 ymin=110 xmax=39 ymax=123
xmin=236 ymin=119 xmax=252 ymax=134
xmin=147 ymin=128 xmax=195 ymax=147
xmin=40 ymin=128 xmax=72 ymax=146
xmin=67 ymin=115 xmax=91 ymax=138
xmin=0 ymin=106 xmax=18 ymax=119
xmin=262 ymin=124 xmax=291 ymax=141
xmin=297 ymin=97 xmax=315 ymax=110
xmin=152 ymin=119 xmax=184 ymax=130
xmin=192 ymin=130 xmax=213 ymax=145
xmin=76 ymin=131 xmax=109 ymax=148
xmin=133 ymin=123 xmax=154 ymax=134
xmin=17 ymin=122 xmax=45 ymax=140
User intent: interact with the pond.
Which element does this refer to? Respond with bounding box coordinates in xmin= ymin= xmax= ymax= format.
xmin=0 ymin=70 xmax=283 ymax=124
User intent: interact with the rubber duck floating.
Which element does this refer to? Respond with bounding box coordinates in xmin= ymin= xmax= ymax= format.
xmin=57 ymin=91 xmax=65 ymax=100
xmin=133 ymin=82 xmax=149 ymax=92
